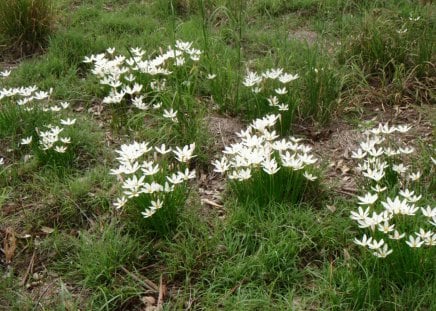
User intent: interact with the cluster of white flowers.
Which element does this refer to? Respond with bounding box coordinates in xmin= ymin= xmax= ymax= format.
xmin=84 ymin=41 xmax=202 ymax=123
xmin=111 ymin=141 xmax=196 ymax=218
xmin=242 ymin=68 xmax=299 ymax=112
xmin=351 ymin=123 xmax=435 ymax=258
xmin=0 ymin=69 xmax=76 ymax=156
xmin=212 ymin=114 xmax=318 ymax=181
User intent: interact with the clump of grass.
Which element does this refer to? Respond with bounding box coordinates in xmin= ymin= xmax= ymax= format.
xmin=0 ymin=0 xmax=55 ymax=58
xmin=339 ymin=11 xmax=434 ymax=105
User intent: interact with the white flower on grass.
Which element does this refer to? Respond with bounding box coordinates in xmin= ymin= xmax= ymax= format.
xmin=354 ymin=234 xmax=373 ymax=247
xmin=60 ymin=137 xmax=71 ymax=144
xmin=0 ymin=70 xmax=11 ymax=77
xmin=0 ymin=158 xmax=4 ymax=165
xmin=398 ymin=146 xmax=414 ymax=154
xmin=173 ymin=143 xmax=196 ymax=163
xmin=381 ymin=196 xmax=410 ymax=215
xmin=114 ymin=196 xmax=127 ymax=209
xmin=262 ymin=68 xmax=283 ymax=80
xmin=252 ymin=86 xmax=262 ymax=94
xmin=303 ymin=172 xmax=317 ymax=181
xmin=371 ymin=184 xmax=387 ymax=193
xmin=141 ymin=208 xmax=157 ymax=218
xmin=262 ymin=158 xmax=280 ymax=175
xmin=166 ymin=173 xmax=184 ymax=185
xmin=150 ymin=198 xmax=163 ymax=210
xmin=106 ymin=47 xmax=116 ymax=54
xmin=152 ymin=102 xmax=162 ymax=110
xmin=277 ymin=104 xmax=289 ymax=111
xmin=60 ymin=118 xmax=76 ymax=126
xmin=421 ymin=206 xmax=436 ymax=218
xmin=395 ymin=125 xmax=411 ymax=133
xmin=362 ymin=167 xmax=385 ymax=182
xmin=243 ymin=71 xmax=262 ymax=87
xmin=405 ymin=235 xmax=424 ymax=248
xmin=378 ymin=221 xmax=395 ymax=234
xmin=350 ymin=206 xmax=370 ymax=221
xmin=163 ymin=108 xmax=178 ymax=122
xmin=416 ymin=228 xmax=432 ymax=240
xmin=21 ymin=136 xmax=33 ymax=145
xmin=278 ymin=73 xmax=299 ymax=83
xmin=54 ymin=145 xmax=67 ymax=153
xmin=275 ymin=87 xmax=288 ymax=95
xmin=178 ymin=168 xmax=196 ymax=181
xmin=408 ymin=171 xmax=421 ymax=181
xmin=368 ymin=238 xmax=385 ymax=250
xmin=351 ymin=149 xmax=367 ymax=159
xmin=388 ymin=230 xmax=405 ymax=240
xmin=155 ymin=144 xmax=172 ymax=155
xmin=122 ymin=175 xmax=145 ymax=198
xmin=141 ymin=163 xmax=160 ymax=176
xmin=373 ymin=244 xmax=393 ymax=258
xmin=357 ymin=192 xmax=378 ymax=205
xmin=207 ymin=74 xmax=216 ymax=80
xmin=212 ymin=157 xmax=230 ymax=174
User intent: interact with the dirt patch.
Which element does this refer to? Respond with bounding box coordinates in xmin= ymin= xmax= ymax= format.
xmin=288 ymin=29 xmax=318 ymax=45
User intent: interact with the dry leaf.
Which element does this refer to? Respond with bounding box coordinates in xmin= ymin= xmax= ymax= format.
xmin=41 ymin=226 xmax=55 ymax=234
xmin=4 ymin=227 xmax=17 ymax=264
xmin=326 ymin=205 xmax=336 ymax=213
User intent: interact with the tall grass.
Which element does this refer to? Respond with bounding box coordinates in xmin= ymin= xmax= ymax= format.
xmin=0 ymin=0 xmax=54 ymax=57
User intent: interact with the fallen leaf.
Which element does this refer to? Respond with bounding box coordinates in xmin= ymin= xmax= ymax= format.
xmin=4 ymin=227 xmax=17 ymax=264
xmin=41 ymin=226 xmax=55 ymax=234
xmin=326 ymin=205 xmax=336 ymax=213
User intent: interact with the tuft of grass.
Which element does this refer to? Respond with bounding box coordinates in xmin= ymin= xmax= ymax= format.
xmin=0 ymin=0 xmax=55 ymax=58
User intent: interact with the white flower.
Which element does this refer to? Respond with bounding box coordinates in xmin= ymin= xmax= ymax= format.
xmin=357 ymin=192 xmax=378 ymax=205
xmin=278 ymin=73 xmax=299 ymax=83
xmin=354 ymin=234 xmax=373 ymax=247
xmin=381 ymin=196 xmax=410 ymax=215
xmin=262 ymin=158 xmax=280 ymax=175
xmin=405 ymin=235 xmax=424 ymax=248
xmin=60 ymin=118 xmax=76 ymax=126
xmin=178 ymin=168 xmax=196 ymax=181
xmin=166 ymin=173 xmax=184 ymax=185
xmin=371 ymin=184 xmax=387 ymax=193
xmin=388 ymin=230 xmax=405 ymax=240
xmin=377 ymin=221 xmax=395 ymax=234
xmin=141 ymin=208 xmax=157 ymax=218
xmin=408 ymin=171 xmax=421 ymax=181
xmin=163 ymin=108 xmax=178 ymax=122
xmin=275 ymin=87 xmax=288 ymax=95
xmin=155 ymin=144 xmax=172 ymax=155
xmin=392 ymin=163 xmax=408 ymax=174
xmin=207 ymin=74 xmax=216 ymax=80
xmin=114 ymin=196 xmax=127 ymax=209
xmin=373 ymin=244 xmax=393 ymax=258
xmin=60 ymin=137 xmax=71 ymax=144
xmin=351 ymin=149 xmax=367 ymax=159
xmin=303 ymin=172 xmax=317 ymax=181
xmin=213 ymin=157 xmax=230 ymax=174
xmin=362 ymin=167 xmax=385 ymax=182
xmin=0 ymin=70 xmax=11 ymax=77
xmin=421 ymin=206 xmax=436 ymax=218
xmin=350 ymin=206 xmax=370 ymax=221
xmin=368 ymin=238 xmax=385 ymax=250
xmin=173 ymin=143 xmax=196 ymax=163
xmin=277 ymin=104 xmax=289 ymax=111
xmin=106 ymin=47 xmax=116 ymax=54
xmin=21 ymin=136 xmax=33 ymax=145
xmin=0 ymin=158 xmax=4 ymax=165
xmin=262 ymin=68 xmax=283 ymax=80
xmin=150 ymin=198 xmax=163 ymax=210
xmin=54 ymin=145 xmax=67 ymax=153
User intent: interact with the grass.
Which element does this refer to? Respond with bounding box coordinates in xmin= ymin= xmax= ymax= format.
xmin=0 ymin=0 xmax=55 ymax=58
xmin=0 ymin=0 xmax=435 ymax=310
